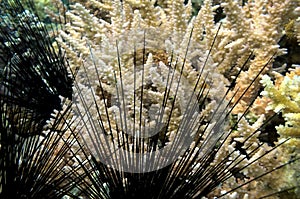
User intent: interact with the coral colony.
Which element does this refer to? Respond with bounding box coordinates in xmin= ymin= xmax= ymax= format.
xmin=1 ymin=0 xmax=300 ymax=198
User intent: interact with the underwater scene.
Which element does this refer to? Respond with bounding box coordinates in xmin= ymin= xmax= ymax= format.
xmin=0 ymin=0 xmax=300 ymax=198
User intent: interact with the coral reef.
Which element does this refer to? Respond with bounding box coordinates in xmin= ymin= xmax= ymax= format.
xmin=217 ymin=0 xmax=298 ymax=114
xmin=53 ymin=0 xmax=300 ymax=198
xmin=1 ymin=0 xmax=300 ymax=198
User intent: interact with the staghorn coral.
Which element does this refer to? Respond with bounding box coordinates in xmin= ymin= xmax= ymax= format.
xmin=214 ymin=0 xmax=298 ymax=114
xmin=56 ymin=0 xmax=300 ymax=115
xmin=56 ymin=0 xmax=230 ymax=96
xmin=2 ymin=0 xmax=300 ymax=198
xmin=56 ymin=0 xmax=229 ymax=147
xmin=52 ymin=0 xmax=300 ymax=198
xmin=56 ymin=0 xmax=232 ymax=155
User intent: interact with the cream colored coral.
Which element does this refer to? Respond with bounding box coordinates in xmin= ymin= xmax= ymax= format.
xmin=52 ymin=0 xmax=299 ymax=197
xmin=212 ymin=0 xmax=297 ymax=114
xmin=56 ymin=0 xmax=229 ymax=87
xmin=261 ymin=67 xmax=300 ymax=138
